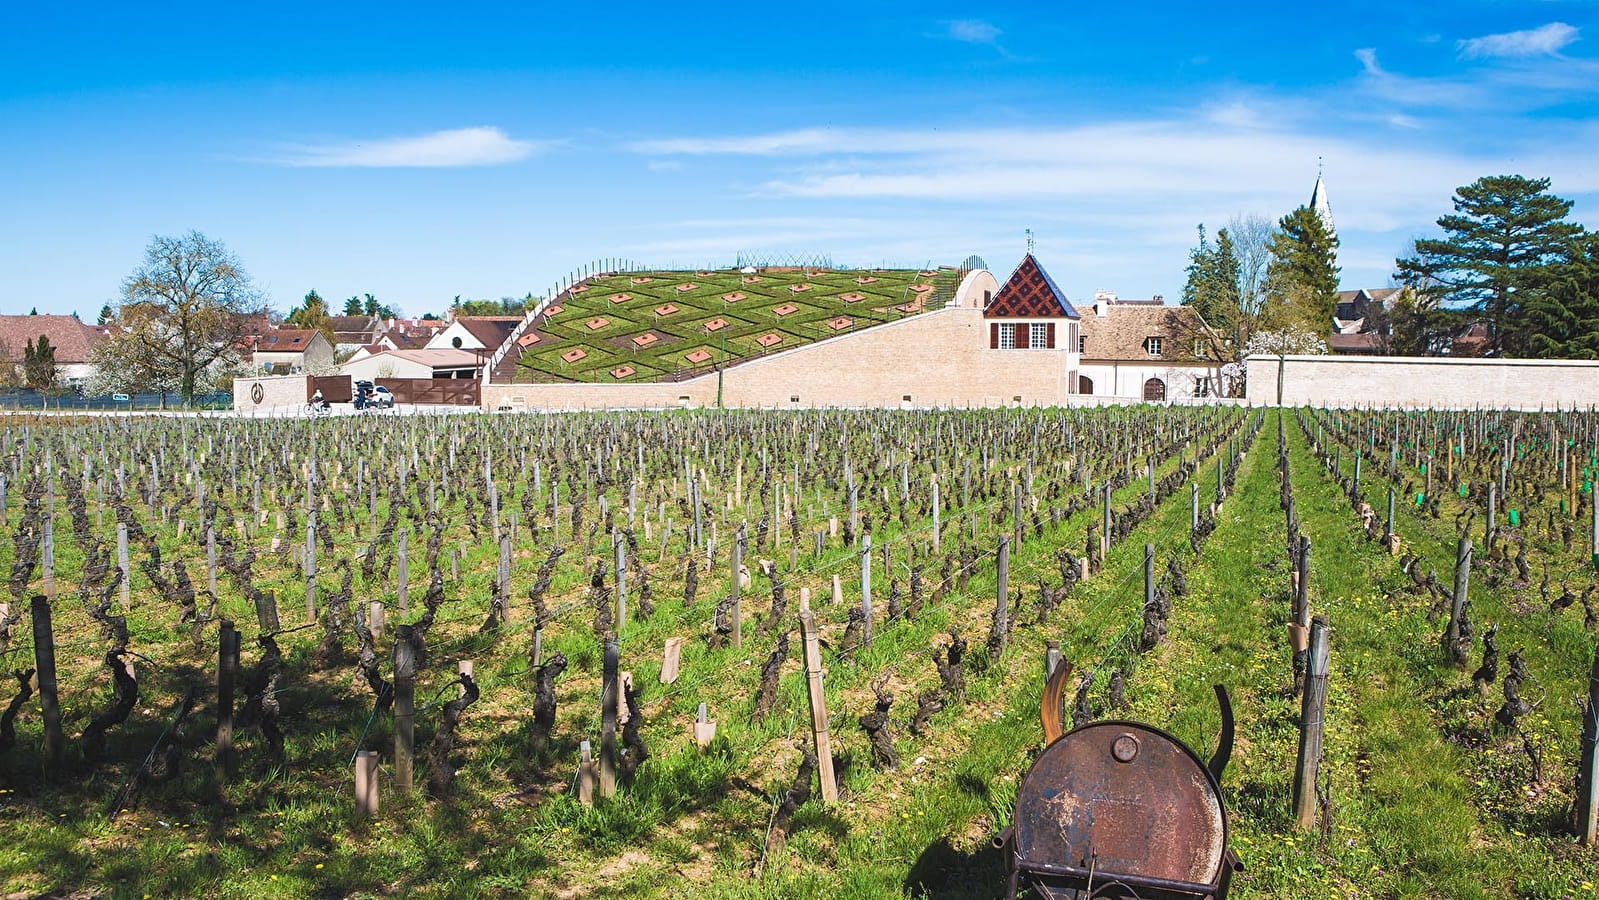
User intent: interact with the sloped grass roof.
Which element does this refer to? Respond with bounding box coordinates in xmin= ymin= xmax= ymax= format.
xmin=511 ymin=268 xmax=964 ymax=383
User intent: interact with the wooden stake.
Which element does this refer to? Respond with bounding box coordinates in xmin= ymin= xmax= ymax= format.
xmin=393 ymin=625 xmax=415 ymax=794
xmin=600 ymin=640 xmax=618 ymax=798
xmin=216 ymin=620 xmax=238 ymax=780
xmin=31 ymin=596 xmax=62 ymax=771
xmin=1578 ymin=643 xmax=1598 ymax=845
xmin=731 ymin=523 xmax=744 ymax=650
xmin=354 ymin=750 xmax=380 ymax=818
xmin=799 ymin=609 xmax=838 ymax=803
xmin=1293 ymin=616 xmax=1331 ymax=830
xmin=861 ymin=534 xmax=873 ymax=645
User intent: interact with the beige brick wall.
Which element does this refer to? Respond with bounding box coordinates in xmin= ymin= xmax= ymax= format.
xmin=234 ymin=375 xmax=311 ymax=414
xmin=1247 ymin=354 xmax=1599 ymax=409
xmin=485 ymin=308 xmax=1079 ymax=411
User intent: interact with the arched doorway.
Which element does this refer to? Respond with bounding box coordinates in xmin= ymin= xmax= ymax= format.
xmin=1142 ymin=378 xmax=1166 ymax=402
xmin=1078 ymin=374 xmax=1094 ymax=395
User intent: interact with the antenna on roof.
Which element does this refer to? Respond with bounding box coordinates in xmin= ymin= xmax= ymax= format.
xmin=1025 ymin=228 xmax=1035 ymax=256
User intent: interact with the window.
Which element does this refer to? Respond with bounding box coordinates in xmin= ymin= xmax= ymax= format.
xmin=1030 ymin=323 xmax=1047 ymax=348
xmin=998 ymin=324 xmax=1016 ymax=349
xmin=1079 ymin=335 xmax=1086 ymax=354
xmin=790 ymin=395 xmax=800 ymax=403
xmin=1194 ymin=340 xmax=1210 ymax=358
xmin=1146 ymin=337 xmax=1163 ymax=357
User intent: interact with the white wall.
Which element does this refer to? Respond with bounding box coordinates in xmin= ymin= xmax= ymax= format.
xmin=1079 ymin=361 xmax=1219 ymax=399
xmin=1246 ymin=354 xmax=1599 ymax=409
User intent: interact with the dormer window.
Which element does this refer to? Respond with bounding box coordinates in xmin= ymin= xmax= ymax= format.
xmin=1145 ymin=337 xmax=1163 ymax=357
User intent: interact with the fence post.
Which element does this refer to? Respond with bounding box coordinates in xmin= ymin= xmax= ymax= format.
xmin=1293 ymin=616 xmax=1331 ymax=830
xmin=799 ymin=609 xmax=838 ymax=803
xmin=393 ymin=625 xmax=415 ymax=794
xmin=932 ymin=478 xmax=941 ymax=553
xmin=31 ymin=596 xmax=62 ymax=771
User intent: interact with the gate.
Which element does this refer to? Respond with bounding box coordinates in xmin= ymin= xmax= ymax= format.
xmin=309 ymin=375 xmax=352 ymax=403
xmin=376 ymin=378 xmax=480 ymax=406
xmin=1143 ymin=377 xmax=1167 ymax=402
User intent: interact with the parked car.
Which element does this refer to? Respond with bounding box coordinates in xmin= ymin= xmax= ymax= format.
xmin=372 ymin=385 xmax=395 ymax=408
xmin=353 ymin=380 xmax=394 ymax=410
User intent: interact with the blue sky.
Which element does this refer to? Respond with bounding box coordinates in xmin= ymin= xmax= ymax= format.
xmin=4 ymin=1 xmax=1597 ymax=318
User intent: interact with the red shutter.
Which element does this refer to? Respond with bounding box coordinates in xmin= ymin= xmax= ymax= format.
xmin=1016 ymin=323 xmax=1029 ymax=349
xmin=990 ymin=323 xmax=999 ymax=349
xmin=1046 ymin=322 xmax=1056 ymax=348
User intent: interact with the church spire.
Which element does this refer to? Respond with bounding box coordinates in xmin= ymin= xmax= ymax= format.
xmin=1309 ymin=161 xmax=1335 ymax=240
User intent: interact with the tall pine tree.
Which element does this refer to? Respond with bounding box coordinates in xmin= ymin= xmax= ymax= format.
xmin=1396 ymin=175 xmax=1582 ymax=356
xmin=1180 ymin=225 xmax=1244 ymax=361
xmin=1265 ymin=205 xmax=1340 ymax=331
xmin=1520 ymin=234 xmax=1599 ymax=359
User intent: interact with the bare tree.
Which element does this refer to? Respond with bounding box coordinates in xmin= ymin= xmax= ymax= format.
xmin=98 ymin=232 xmax=264 ymax=403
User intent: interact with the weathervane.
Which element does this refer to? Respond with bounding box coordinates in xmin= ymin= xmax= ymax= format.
xmin=1025 ymin=228 xmax=1035 ymax=255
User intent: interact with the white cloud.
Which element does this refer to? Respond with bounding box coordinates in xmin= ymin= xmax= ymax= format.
xmin=265 ymin=127 xmax=546 ymax=167
xmin=632 ymin=128 xmax=845 ymax=156
xmin=1458 ymin=22 xmax=1579 ymax=59
xmin=945 ymin=19 xmax=1002 ymax=45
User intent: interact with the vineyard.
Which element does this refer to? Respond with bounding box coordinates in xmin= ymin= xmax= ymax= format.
xmin=0 ymin=406 xmax=1594 ymax=899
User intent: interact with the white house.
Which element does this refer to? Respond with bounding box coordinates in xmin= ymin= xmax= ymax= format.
xmin=249 ymin=329 xmax=335 ymax=374
xmin=339 ymin=348 xmax=484 ymax=381
xmin=426 ymin=316 xmax=520 ymax=353
xmin=1073 ymin=293 xmax=1222 ymax=401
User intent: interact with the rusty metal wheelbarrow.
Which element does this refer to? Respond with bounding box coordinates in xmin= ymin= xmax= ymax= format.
xmin=996 ymin=663 xmax=1243 ymax=899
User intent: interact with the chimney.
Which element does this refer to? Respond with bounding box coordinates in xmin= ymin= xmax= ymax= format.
xmin=1093 ymin=290 xmax=1115 ymax=317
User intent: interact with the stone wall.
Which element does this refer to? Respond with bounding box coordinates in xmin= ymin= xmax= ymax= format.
xmin=1246 ymin=354 xmax=1599 ymax=409
xmin=486 ymin=307 xmax=1078 ymax=410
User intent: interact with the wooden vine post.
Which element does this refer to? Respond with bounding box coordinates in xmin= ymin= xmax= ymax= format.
xmin=1293 ymin=616 xmax=1331 ymax=830
xmin=798 ymin=606 xmax=838 ymax=803
xmin=393 ymin=625 xmax=416 ymax=794
xmin=216 ymin=619 xmax=239 ymax=780
xmin=860 ymin=533 xmax=872 ymax=645
xmin=731 ymin=522 xmax=744 ymax=650
xmin=600 ymin=639 xmax=619 ymax=798
xmin=31 ymin=596 xmax=63 ymax=771
xmin=1577 ymin=642 xmax=1598 ymax=846
xmin=1446 ymin=534 xmax=1472 ymax=666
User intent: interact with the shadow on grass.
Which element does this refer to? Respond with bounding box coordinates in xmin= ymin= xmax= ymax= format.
xmin=903 ymin=836 xmax=1006 ymax=900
